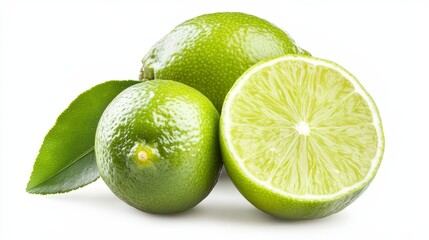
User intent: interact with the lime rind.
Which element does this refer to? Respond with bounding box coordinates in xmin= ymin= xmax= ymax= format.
xmin=221 ymin=55 xmax=384 ymax=203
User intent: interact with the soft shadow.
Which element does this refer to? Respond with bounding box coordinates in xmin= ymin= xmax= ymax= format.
xmin=43 ymin=174 xmax=350 ymax=225
xmin=218 ymin=167 xmax=230 ymax=181
xmin=143 ymin=201 xmax=349 ymax=225
xmin=182 ymin=203 xmax=276 ymax=224
xmin=44 ymin=187 xmax=123 ymax=208
xmin=132 ymin=201 xmax=272 ymax=225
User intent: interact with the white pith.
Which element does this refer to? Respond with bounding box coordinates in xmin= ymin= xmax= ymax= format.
xmin=222 ymin=55 xmax=384 ymax=201
xmin=295 ymin=121 xmax=310 ymax=136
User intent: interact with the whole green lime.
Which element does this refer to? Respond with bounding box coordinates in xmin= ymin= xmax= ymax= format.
xmin=140 ymin=12 xmax=309 ymax=111
xmin=95 ymin=80 xmax=222 ymax=214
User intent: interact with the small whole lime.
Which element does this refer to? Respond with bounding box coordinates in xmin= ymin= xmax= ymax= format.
xmin=140 ymin=12 xmax=309 ymax=111
xmin=95 ymin=80 xmax=222 ymax=214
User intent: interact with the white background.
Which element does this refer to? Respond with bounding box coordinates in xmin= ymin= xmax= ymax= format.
xmin=1 ymin=0 xmax=428 ymax=239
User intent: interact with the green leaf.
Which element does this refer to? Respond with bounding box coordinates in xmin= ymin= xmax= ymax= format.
xmin=27 ymin=80 xmax=140 ymax=194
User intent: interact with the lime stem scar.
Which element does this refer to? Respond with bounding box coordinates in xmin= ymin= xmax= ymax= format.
xmin=137 ymin=150 xmax=149 ymax=162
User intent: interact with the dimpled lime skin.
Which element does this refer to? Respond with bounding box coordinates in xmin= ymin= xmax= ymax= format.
xmin=140 ymin=12 xmax=309 ymax=111
xmin=95 ymin=80 xmax=222 ymax=214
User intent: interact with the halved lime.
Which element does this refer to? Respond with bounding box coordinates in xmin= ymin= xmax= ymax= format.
xmin=220 ymin=55 xmax=384 ymax=219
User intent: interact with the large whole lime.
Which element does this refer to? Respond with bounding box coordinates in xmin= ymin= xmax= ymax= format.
xmin=95 ymin=80 xmax=222 ymax=214
xmin=140 ymin=12 xmax=309 ymax=111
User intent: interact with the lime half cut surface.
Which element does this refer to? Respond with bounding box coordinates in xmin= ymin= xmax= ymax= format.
xmin=220 ymin=55 xmax=384 ymax=219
